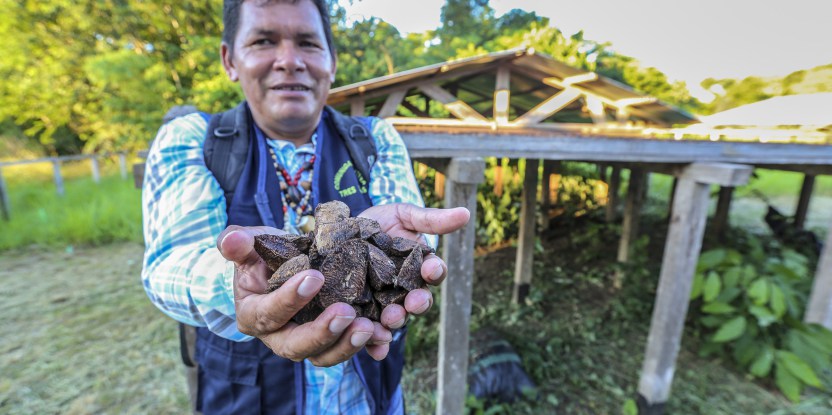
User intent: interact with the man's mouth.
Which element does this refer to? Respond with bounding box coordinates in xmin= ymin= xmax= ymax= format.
xmin=272 ymin=84 xmax=311 ymax=91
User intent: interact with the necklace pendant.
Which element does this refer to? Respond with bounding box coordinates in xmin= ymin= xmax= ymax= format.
xmin=298 ymin=216 xmax=316 ymax=234
xmin=287 ymin=186 xmax=301 ymax=203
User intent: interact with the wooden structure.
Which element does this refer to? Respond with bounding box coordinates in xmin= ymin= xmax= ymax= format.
xmin=326 ymin=48 xmax=832 ymax=414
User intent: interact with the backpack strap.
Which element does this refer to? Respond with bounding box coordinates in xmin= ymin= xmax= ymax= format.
xmin=325 ymin=106 xmax=377 ymax=183
xmin=203 ymin=102 xmax=251 ymax=209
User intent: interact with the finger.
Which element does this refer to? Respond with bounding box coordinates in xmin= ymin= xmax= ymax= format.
xmin=397 ymin=205 xmax=470 ymax=236
xmin=366 ymin=343 xmax=391 ymax=361
xmin=380 ymin=304 xmax=407 ymax=329
xmin=218 ymin=225 xmax=284 ymax=267
xmin=260 ymin=302 xmax=358 ymax=362
xmin=404 ymin=289 xmax=433 ymax=316
xmin=306 ymin=317 xmax=377 ymax=367
xmin=421 ymin=254 xmax=447 ymax=285
xmin=235 ymin=271 xmax=325 ymax=336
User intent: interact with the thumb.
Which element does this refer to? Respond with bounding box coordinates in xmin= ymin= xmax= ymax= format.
xmin=217 ymin=225 xmax=285 ymax=266
xmin=402 ymin=206 xmax=471 ymax=235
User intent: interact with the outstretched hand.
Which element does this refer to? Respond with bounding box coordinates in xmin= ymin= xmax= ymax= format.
xmin=217 ymin=204 xmax=469 ymax=366
xmin=359 ymin=204 xmax=470 ymax=329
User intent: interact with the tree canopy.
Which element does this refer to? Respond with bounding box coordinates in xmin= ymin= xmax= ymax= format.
xmin=1 ymin=0 xmax=706 ymax=155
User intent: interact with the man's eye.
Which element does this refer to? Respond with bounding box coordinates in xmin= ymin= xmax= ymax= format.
xmin=300 ymin=41 xmax=321 ymax=48
xmin=253 ymin=38 xmax=273 ymax=46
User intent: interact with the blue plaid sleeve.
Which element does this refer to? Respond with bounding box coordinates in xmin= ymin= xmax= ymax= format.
xmin=141 ymin=114 xmax=251 ymax=341
xmin=367 ymin=118 xmax=437 ymax=249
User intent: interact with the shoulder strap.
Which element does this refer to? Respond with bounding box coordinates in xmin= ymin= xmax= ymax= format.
xmin=203 ymin=102 xmax=251 ymax=208
xmin=325 ymin=106 xmax=377 ymax=182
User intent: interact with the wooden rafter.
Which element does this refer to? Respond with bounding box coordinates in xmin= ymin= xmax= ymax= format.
xmin=494 ymin=66 xmax=511 ymax=125
xmin=378 ymin=89 xmax=408 ymax=118
xmin=419 ymin=83 xmax=489 ymax=123
xmin=350 ymin=99 xmax=365 ymax=116
xmin=512 ymin=88 xmax=582 ymax=126
xmin=585 ymin=95 xmax=608 ymax=124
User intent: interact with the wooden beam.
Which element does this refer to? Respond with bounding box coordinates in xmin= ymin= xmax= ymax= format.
xmin=513 ymin=159 xmax=540 ymax=303
xmin=805 ymin=219 xmax=832 ymax=329
xmin=712 ymin=186 xmax=735 ymax=238
xmin=401 ymin=100 xmax=430 ymax=118
xmin=419 ymin=83 xmax=489 ymax=123
xmin=586 ymin=95 xmax=608 ymax=124
xmin=350 ymin=99 xmax=366 ymax=116
xmin=398 ymin=132 xmax=832 ymax=165
xmin=561 ymin=72 xmax=598 ymax=86
xmin=387 ymin=117 xmax=492 ymax=128
xmin=512 ymin=88 xmax=582 ymax=126
xmin=0 ymin=168 xmax=9 ymax=221
xmin=377 ymin=89 xmax=407 ymax=118
xmin=438 ymin=157 xmax=485 ymax=415
xmin=794 ymin=175 xmax=815 ymax=229
xmin=541 ymin=161 xmax=560 ymax=229
xmin=414 ymin=158 xmax=449 ymax=175
xmin=52 ymin=159 xmax=64 ymax=196
xmin=755 ymin=164 xmax=832 ymax=176
xmin=617 ymin=169 xmax=646 ymax=263
xmin=606 ymin=166 xmax=621 ymax=223
xmin=494 ymin=66 xmax=511 ymax=125
xmin=637 ymin=163 xmax=751 ymax=414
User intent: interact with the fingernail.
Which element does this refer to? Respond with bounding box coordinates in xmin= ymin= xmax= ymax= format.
xmin=413 ymin=298 xmax=431 ymax=314
xmin=390 ymin=317 xmax=406 ymax=329
xmin=351 ymin=331 xmax=373 ymax=347
xmin=329 ymin=315 xmax=354 ymax=334
xmin=297 ymin=275 xmax=323 ymax=298
xmin=220 ymin=230 xmax=239 ymax=250
xmin=429 ymin=261 xmax=444 ymax=281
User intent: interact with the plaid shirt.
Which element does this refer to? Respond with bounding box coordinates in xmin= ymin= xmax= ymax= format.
xmin=141 ymin=112 xmax=425 ymax=414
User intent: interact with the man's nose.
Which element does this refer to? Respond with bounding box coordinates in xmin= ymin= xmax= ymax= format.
xmin=273 ymin=43 xmax=305 ymax=72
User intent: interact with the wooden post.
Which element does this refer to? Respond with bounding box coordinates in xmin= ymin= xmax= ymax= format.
xmin=638 ymin=163 xmax=752 ymax=415
xmin=438 ymin=157 xmax=484 ymax=415
xmin=118 ymin=153 xmax=128 ymax=180
xmin=794 ymin=174 xmax=815 ymax=230
xmin=434 ymin=172 xmax=446 ymax=199
xmin=805 ymin=218 xmax=832 ymax=329
xmin=0 ymin=168 xmax=9 ymax=221
xmin=617 ymin=168 xmax=646 ymax=263
xmin=712 ymin=186 xmax=735 ymax=237
xmin=91 ymin=156 xmax=101 ymax=183
xmin=52 ymin=159 xmax=65 ymax=196
xmin=606 ymin=166 xmax=621 ymax=222
xmin=513 ymin=159 xmax=539 ymax=304
xmin=540 ymin=161 xmax=559 ymax=229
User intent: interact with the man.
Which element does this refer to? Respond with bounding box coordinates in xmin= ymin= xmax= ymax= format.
xmin=141 ymin=0 xmax=470 ymax=414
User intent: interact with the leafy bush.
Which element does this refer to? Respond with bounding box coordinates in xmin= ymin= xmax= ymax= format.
xmin=689 ymin=235 xmax=832 ymax=402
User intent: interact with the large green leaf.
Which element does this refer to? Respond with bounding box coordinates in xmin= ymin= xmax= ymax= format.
xmin=777 ymin=351 xmax=822 ymax=388
xmin=748 ymin=278 xmax=770 ymax=306
xmin=703 ymin=271 xmax=722 ymax=303
xmin=722 ymin=266 xmax=742 ymax=289
xmin=741 ymin=264 xmax=758 ymax=286
xmin=690 ymin=273 xmax=704 ymax=300
xmin=712 ymin=316 xmax=746 ymax=343
xmin=770 ymin=284 xmax=787 ymax=318
xmin=775 ymin=361 xmax=802 ymax=402
xmin=750 ymin=346 xmax=774 ymax=377
xmin=749 ymin=305 xmax=778 ymax=327
xmin=702 ymin=302 xmax=735 ymax=314
xmin=697 ymin=249 xmax=727 ymax=272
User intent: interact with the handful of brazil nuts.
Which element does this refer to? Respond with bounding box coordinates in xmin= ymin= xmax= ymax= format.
xmin=253 ymin=200 xmax=434 ymax=324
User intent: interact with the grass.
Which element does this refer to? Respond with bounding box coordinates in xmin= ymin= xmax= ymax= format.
xmin=0 ymin=171 xmax=142 ymax=251
xmin=0 ymin=242 xmax=188 ymax=414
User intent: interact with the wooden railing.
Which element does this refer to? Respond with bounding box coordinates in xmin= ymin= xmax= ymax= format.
xmin=0 ymin=152 xmax=129 ymax=221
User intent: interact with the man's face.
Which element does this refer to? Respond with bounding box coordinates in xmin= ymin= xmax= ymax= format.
xmin=222 ymin=0 xmax=336 ymax=140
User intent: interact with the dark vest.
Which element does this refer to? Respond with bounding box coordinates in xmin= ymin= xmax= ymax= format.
xmin=195 ymin=109 xmax=406 ymax=414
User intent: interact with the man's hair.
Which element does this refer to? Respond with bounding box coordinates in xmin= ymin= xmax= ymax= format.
xmin=223 ymin=0 xmax=337 ymax=61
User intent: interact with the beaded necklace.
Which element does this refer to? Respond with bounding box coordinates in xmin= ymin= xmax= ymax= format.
xmin=267 ymin=146 xmax=316 ymax=234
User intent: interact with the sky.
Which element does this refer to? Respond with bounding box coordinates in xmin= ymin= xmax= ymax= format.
xmin=340 ymin=0 xmax=832 ymax=101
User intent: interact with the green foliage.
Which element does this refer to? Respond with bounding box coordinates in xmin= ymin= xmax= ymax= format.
xmin=689 ymin=235 xmax=832 ymax=402
xmin=0 ymin=174 xmax=142 ymax=250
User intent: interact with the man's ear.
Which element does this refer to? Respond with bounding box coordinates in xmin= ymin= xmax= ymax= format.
xmin=221 ymin=42 xmax=239 ymax=82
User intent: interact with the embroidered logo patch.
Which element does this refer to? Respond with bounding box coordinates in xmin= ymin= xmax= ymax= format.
xmin=334 ymin=161 xmax=368 ymax=198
